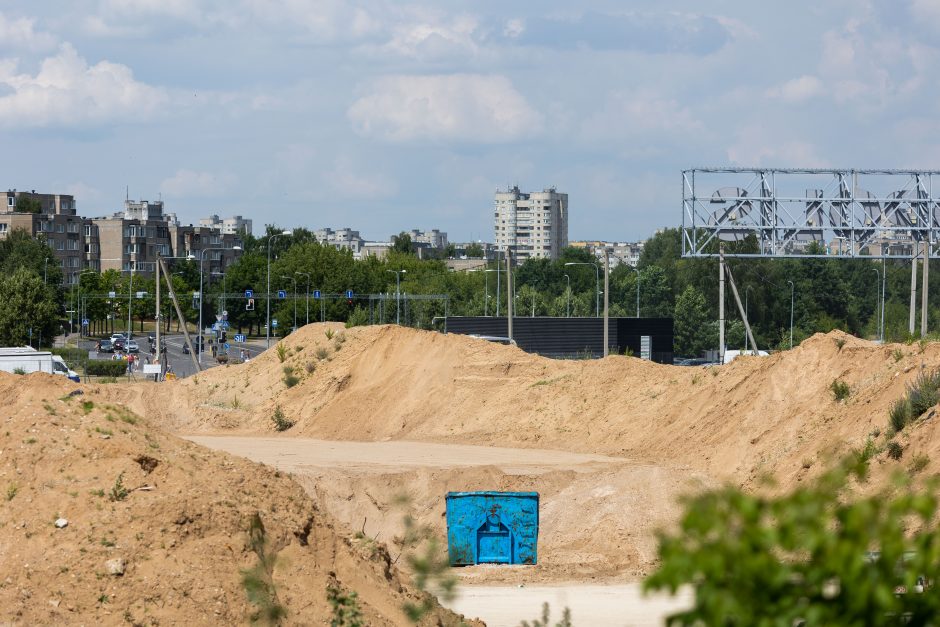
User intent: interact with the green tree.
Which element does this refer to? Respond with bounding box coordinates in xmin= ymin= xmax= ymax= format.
xmin=14 ymin=197 xmax=42 ymax=214
xmin=0 ymin=267 xmax=59 ymax=345
xmin=674 ymin=286 xmax=712 ymax=356
xmin=465 ymin=242 xmax=484 ymax=258
xmin=645 ymin=459 xmax=940 ymax=625
xmin=392 ymin=232 xmax=413 ymax=255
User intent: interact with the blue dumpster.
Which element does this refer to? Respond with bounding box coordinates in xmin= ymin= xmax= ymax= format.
xmin=445 ymin=491 xmax=539 ymax=566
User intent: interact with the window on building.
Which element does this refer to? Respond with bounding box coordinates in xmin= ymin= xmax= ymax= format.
xmin=6 ymin=197 xmax=13 ymax=207
xmin=0 ymin=224 xmax=6 ymax=234
xmin=67 ymin=240 xmax=78 ymax=250
xmin=55 ymin=239 xmax=64 ymax=250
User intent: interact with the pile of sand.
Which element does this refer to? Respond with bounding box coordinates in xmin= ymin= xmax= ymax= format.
xmin=0 ymin=372 xmax=473 ymax=625
xmin=151 ymin=323 xmax=940 ymax=488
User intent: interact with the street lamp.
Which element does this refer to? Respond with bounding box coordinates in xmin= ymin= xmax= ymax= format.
xmin=563 ymin=274 xmax=571 ymax=318
xmin=280 ymin=274 xmax=298 ymax=331
xmin=387 ymin=269 xmax=407 ymax=324
xmin=199 ymin=245 xmax=241 ymax=364
xmin=296 ymin=271 xmax=311 ymax=325
xmin=267 ymin=231 xmax=292 ymax=348
xmin=484 ymin=269 xmax=503 ymax=317
xmin=872 ymin=267 xmax=882 ymax=342
xmin=564 ymin=262 xmax=600 ymax=317
xmin=744 ymin=285 xmax=753 ymax=353
xmin=630 ymin=265 xmax=640 ymax=318
xmin=211 ymin=272 xmax=227 ymax=316
xmin=787 ymin=280 xmax=795 ymax=349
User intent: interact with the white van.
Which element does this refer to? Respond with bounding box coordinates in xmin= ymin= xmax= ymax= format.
xmin=723 ymin=349 xmax=769 ymax=364
xmin=0 ymin=347 xmax=81 ymax=382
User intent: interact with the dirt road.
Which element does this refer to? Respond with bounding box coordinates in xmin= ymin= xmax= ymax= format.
xmin=445 ymin=583 xmax=691 ymax=627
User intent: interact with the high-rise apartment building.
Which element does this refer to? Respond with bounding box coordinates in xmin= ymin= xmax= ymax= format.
xmin=199 ymin=214 xmax=253 ymax=235
xmin=0 ymin=190 xmax=86 ymax=284
xmin=494 ymin=186 xmax=568 ymax=262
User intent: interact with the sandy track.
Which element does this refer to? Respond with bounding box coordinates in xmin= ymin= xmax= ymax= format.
xmin=445 ymin=583 xmax=691 ymax=627
xmin=184 ymin=435 xmax=632 ymax=474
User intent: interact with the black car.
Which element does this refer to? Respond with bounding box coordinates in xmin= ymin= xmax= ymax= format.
xmin=98 ymin=339 xmax=114 ymax=353
xmin=112 ymin=338 xmax=126 ymax=352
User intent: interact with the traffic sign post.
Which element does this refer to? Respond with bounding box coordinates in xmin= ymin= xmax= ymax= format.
xmin=278 ymin=290 xmax=287 ymax=299
xmin=345 ymin=290 xmax=354 ymax=298
xmin=272 ymin=319 xmax=278 ymax=328
xmin=234 ymin=334 xmax=246 ymax=343
xmin=244 ymin=289 xmax=253 ymax=299
xmin=313 ymin=290 xmax=321 ymax=299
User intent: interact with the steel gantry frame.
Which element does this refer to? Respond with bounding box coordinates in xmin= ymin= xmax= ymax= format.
xmin=682 ymin=168 xmax=940 ymax=259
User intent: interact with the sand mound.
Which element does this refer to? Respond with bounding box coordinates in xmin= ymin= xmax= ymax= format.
xmin=153 ymin=324 xmax=940 ymax=488
xmin=0 ymin=372 xmax=473 ymax=625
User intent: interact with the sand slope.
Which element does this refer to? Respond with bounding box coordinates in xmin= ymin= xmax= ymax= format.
xmin=0 ymin=372 xmax=472 ymax=625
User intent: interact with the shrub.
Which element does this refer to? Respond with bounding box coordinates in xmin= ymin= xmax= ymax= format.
xmin=85 ymin=360 xmax=128 ymax=377
xmin=327 ymin=581 xmax=364 ymax=627
xmin=272 ymin=405 xmax=294 ymax=431
xmin=830 ymin=379 xmax=851 ymax=402
xmin=304 ymin=361 xmax=316 ymax=374
xmin=853 ymin=438 xmax=879 ymax=465
xmin=345 ymin=306 xmax=368 ymax=328
xmin=283 ymin=374 xmax=300 ymax=388
xmin=275 ymin=343 xmax=288 ymax=363
xmin=834 ymin=337 xmax=846 ymax=351
xmin=12 ymin=367 xmax=25 ymax=375
xmin=108 ymin=472 xmax=129 ymax=502
xmin=325 ymin=329 xmax=335 ymax=340
xmin=907 ymin=368 xmax=940 ymax=418
xmin=889 ymin=398 xmax=912 ymax=433
xmin=315 ymin=346 xmax=329 ymax=360
xmin=910 ymin=454 xmax=930 ymax=474
xmin=886 ymin=440 xmax=904 ymax=460
xmin=893 ymin=348 xmax=905 ymax=363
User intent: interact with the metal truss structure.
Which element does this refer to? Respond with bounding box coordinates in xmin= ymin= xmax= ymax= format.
xmin=682 ymin=168 xmax=940 ymax=258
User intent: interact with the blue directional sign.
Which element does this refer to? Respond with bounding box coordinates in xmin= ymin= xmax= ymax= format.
xmin=277 ymin=290 xmax=287 ymax=299
xmin=82 ymin=319 xmax=89 ymax=327
xmin=345 ymin=289 xmax=354 ymax=299
xmin=224 ymin=343 xmax=230 ymax=350
xmin=221 ymin=321 xmax=230 ymax=329
xmin=244 ymin=289 xmax=253 ymax=299
xmin=272 ymin=319 xmax=279 ymax=328
xmin=233 ymin=334 xmax=246 ymax=343
xmin=313 ymin=289 xmax=321 ymax=299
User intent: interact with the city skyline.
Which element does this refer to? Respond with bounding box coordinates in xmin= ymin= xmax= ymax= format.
xmin=2 ymin=2 xmax=939 ymax=243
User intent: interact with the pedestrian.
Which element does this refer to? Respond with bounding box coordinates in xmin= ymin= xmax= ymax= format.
xmin=127 ymin=353 xmax=135 ymax=372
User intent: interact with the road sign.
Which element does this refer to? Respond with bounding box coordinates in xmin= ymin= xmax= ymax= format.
xmin=313 ymin=290 xmax=321 ymax=299
xmin=108 ymin=291 xmax=116 ymax=298
xmin=277 ymin=290 xmax=287 ymax=299
xmin=142 ymin=364 xmax=161 ymax=375
xmin=135 ymin=291 xmax=147 ymax=298
xmin=233 ymin=334 xmax=246 ymax=343
xmin=222 ymin=310 xmax=228 ymax=319
xmin=82 ymin=319 xmax=89 ymax=327
xmin=345 ymin=289 xmax=354 ymax=298
xmin=221 ymin=321 xmax=230 ymax=328
xmin=246 ymin=298 xmax=255 ymax=311
xmin=272 ymin=319 xmax=278 ymax=328
xmin=244 ymin=289 xmax=253 ymax=298
xmin=224 ymin=343 xmax=230 ymax=350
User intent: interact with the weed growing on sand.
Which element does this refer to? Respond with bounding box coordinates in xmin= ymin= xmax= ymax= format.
xmin=276 ymin=343 xmax=288 ymax=363
xmin=520 ymin=603 xmax=573 ymax=627
xmin=108 ymin=472 xmax=128 ymax=502
xmin=908 ymin=368 xmax=940 ymax=417
xmin=231 ymin=395 xmax=242 ymax=410
xmin=920 ymin=338 xmax=929 ymax=354
xmin=6 ymin=483 xmax=17 ymax=501
xmin=12 ymin=367 xmax=25 ymax=375
xmin=333 ymin=341 xmax=342 ymax=352
xmin=283 ymin=373 xmax=300 ymax=388
xmin=326 ymin=579 xmax=363 ymax=627
xmin=890 ymin=398 xmax=912 ymax=432
xmin=834 ymin=337 xmax=846 ymax=351
xmin=304 ymin=361 xmax=316 ymax=374
xmin=335 ymin=332 xmax=346 ymax=344
xmin=324 ymin=328 xmax=335 ymax=340
xmin=886 ymin=440 xmax=904 ymax=460
xmin=272 ymin=405 xmax=294 ymax=431
xmin=830 ymin=379 xmax=851 ymax=402
xmin=294 ymin=344 xmax=304 ymax=352
xmin=282 ymin=365 xmax=294 ymax=375
xmin=315 ymin=346 xmax=329 ymax=360
xmin=853 ymin=438 xmax=879 ymax=465
xmin=240 ymin=513 xmax=286 ymax=625
xmin=393 ymin=497 xmax=457 ymax=622
xmin=893 ymin=348 xmax=905 ymax=363
xmin=910 ymin=454 xmax=930 ymax=474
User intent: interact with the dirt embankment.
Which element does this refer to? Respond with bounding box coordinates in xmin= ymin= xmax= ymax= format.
xmin=145 ymin=323 xmax=940 ymax=488
xmin=0 ymin=372 xmax=473 ymax=625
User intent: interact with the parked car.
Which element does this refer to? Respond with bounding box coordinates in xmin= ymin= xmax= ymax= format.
xmin=112 ymin=338 xmax=126 ymax=352
xmin=126 ymin=340 xmax=139 ymax=354
xmin=110 ymin=333 xmax=126 ymax=343
xmin=98 ymin=339 xmax=114 ymax=353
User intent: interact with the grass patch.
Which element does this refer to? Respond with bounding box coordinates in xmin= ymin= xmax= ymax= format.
xmin=304 ymin=361 xmax=316 ymax=374
xmin=834 ymin=337 xmax=846 ymax=351
xmin=893 ymin=348 xmax=905 ymax=363
xmin=830 ymin=379 xmax=851 ymax=402
xmin=108 ymin=472 xmax=128 ymax=502
xmin=886 ymin=440 xmax=904 ymax=460
xmin=910 ymin=454 xmax=930 ymax=474
xmin=272 ymin=405 xmax=294 ymax=431
xmin=6 ymin=483 xmax=18 ymax=501
xmin=908 ymin=368 xmax=940 ymax=417
xmin=853 ymin=438 xmax=879 ymax=465
xmin=325 ymin=329 xmax=335 ymax=340
xmin=283 ymin=374 xmax=300 ymax=388
xmin=276 ymin=343 xmax=288 ymax=363
xmin=889 ymin=398 xmax=912 ymax=433
xmin=12 ymin=367 xmax=25 ymax=375
xmin=241 ymin=513 xmax=286 ymax=624
xmin=315 ymin=346 xmax=329 ymax=360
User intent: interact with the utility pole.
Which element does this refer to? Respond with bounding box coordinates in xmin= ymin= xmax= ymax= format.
xmin=910 ymin=248 xmax=918 ymax=335
xmin=155 ymin=258 xmax=161 ymax=378
xmin=719 ymin=245 xmax=725 ymax=364
xmin=922 ymin=240 xmax=929 ymax=336
xmin=603 ymin=248 xmax=610 ymax=357
xmin=506 ymin=248 xmax=513 ymax=342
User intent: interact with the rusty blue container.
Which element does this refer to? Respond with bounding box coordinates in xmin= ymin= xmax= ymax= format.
xmin=445 ymin=491 xmax=539 ymax=565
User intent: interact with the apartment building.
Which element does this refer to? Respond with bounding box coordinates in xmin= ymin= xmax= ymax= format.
xmin=494 ymin=186 xmax=568 ymax=262
xmin=0 ymin=190 xmax=86 ymax=284
xmin=315 ymin=227 xmax=365 ymax=255
xmin=571 ymin=240 xmax=644 ymax=268
xmin=199 ymin=214 xmax=253 ymax=235
xmin=399 ymin=229 xmax=448 ymax=250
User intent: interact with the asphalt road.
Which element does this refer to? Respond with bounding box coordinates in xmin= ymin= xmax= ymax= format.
xmin=73 ymin=333 xmax=269 ymax=379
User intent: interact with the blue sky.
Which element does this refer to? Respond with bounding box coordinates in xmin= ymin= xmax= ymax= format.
xmin=1 ymin=1 xmax=938 ymax=241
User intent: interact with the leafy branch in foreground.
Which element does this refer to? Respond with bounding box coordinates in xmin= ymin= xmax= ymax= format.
xmin=520 ymin=602 xmax=572 ymax=627
xmin=644 ymin=456 xmax=940 ymax=625
xmin=241 ymin=513 xmax=286 ymax=625
xmin=327 ymin=576 xmax=363 ymax=627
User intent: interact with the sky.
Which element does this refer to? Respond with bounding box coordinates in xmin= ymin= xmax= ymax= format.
xmin=1 ymin=1 xmax=939 ymax=242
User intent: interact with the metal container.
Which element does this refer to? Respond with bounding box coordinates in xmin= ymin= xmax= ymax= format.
xmin=445 ymin=491 xmax=539 ymax=566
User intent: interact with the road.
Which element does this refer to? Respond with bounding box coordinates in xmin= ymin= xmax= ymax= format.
xmin=185 ymin=436 xmax=692 ymax=626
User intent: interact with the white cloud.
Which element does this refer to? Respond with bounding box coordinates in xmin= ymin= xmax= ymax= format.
xmin=764 ymin=75 xmax=823 ymax=103
xmin=580 ymin=89 xmax=703 ymax=141
xmin=160 ymin=169 xmax=236 ymax=198
xmin=727 ymin=124 xmax=829 ymax=167
xmin=911 ymin=0 xmax=940 ymax=32
xmin=325 ymin=157 xmax=398 ymax=200
xmin=379 ymin=14 xmax=482 ymax=60
xmin=347 ymin=74 xmax=543 ymax=143
xmin=0 ymin=44 xmax=167 ymax=128
xmin=0 ymin=13 xmax=56 ymax=51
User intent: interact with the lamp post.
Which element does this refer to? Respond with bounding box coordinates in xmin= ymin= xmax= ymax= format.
xmin=787 ymin=280 xmax=795 ymax=349
xmin=872 ymin=267 xmax=882 ymax=342
xmin=484 ymin=269 xmax=503 ymax=317
xmin=211 ymin=272 xmax=227 ymax=316
xmin=74 ymin=269 xmax=97 ymax=336
xmin=266 ymin=231 xmax=292 ymax=348
xmin=564 ymin=274 xmax=570 ymax=318
xmin=199 ymin=245 xmax=241 ymax=364
xmin=744 ymin=285 xmax=753 ymax=353
xmin=280 ymin=274 xmax=298 ymax=331
xmin=296 ymin=271 xmax=311 ymax=325
xmin=387 ymin=270 xmax=407 ymax=324
xmin=564 ymin=262 xmax=600 ymax=317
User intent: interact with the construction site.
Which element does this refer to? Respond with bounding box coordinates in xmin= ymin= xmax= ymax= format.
xmin=4 ymin=318 xmax=940 ymax=624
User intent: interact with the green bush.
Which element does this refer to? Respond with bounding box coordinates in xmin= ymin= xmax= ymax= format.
xmin=886 ymin=440 xmax=904 ymax=460
xmin=830 ymin=379 xmax=851 ymax=401
xmin=345 ymin=307 xmax=368 ymax=328
xmin=51 ymin=347 xmax=88 ymax=369
xmin=889 ymin=398 xmax=912 ymax=433
xmin=283 ymin=374 xmax=300 ymax=388
xmin=85 ymin=360 xmax=127 ymax=377
xmin=908 ymin=368 xmax=940 ymax=417
xmin=272 ymin=405 xmax=294 ymax=431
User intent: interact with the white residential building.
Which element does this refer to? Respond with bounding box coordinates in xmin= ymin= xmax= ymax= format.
xmin=494 ymin=186 xmax=568 ymax=262
xmin=199 ymin=214 xmax=253 ymax=235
